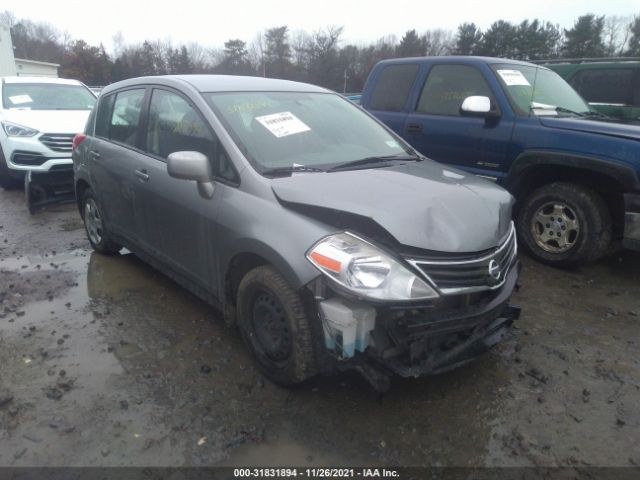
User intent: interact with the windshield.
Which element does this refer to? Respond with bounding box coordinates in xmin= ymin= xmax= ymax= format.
xmin=2 ymin=83 xmax=96 ymax=110
xmin=205 ymin=91 xmax=411 ymax=173
xmin=492 ymin=64 xmax=590 ymax=117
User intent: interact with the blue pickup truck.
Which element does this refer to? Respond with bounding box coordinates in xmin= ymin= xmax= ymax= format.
xmin=361 ymin=56 xmax=640 ymax=266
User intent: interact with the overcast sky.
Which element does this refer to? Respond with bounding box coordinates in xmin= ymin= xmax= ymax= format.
xmin=3 ymin=0 xmax=638 ymax=52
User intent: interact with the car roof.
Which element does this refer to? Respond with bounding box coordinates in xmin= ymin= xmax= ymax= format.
xmin=101 ymin=75 xmax=331 ymax=96
xmin=375 ymin=56 xmax=543 ymax=68
xmin=1 ymin=76 xmax=84 ymax=85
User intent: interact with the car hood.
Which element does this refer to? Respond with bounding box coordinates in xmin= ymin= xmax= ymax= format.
xmin=271 ymin=161 xmax=514 ymax=253
xmin=1 ymin=109 xmax=91 ymax=134
xmin=539 ymin=116 xmax=640 ymax=141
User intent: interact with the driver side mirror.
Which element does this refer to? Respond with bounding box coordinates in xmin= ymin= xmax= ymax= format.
xmin=460 ymin=96 xmax=500 ymax=118
xmin=167 ymin=151 xmax=215 ymax=199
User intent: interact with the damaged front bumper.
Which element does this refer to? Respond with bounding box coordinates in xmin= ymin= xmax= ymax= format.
xmin=316 ymin=260 xmax=521 ymax=389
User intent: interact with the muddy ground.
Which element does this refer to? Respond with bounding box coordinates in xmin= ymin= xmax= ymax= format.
xmin=0 ymin=187 xmax=638 ymax=468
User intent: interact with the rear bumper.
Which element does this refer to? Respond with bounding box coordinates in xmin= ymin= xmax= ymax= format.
xmin=623 ymin=193 xmax=640 ymax=251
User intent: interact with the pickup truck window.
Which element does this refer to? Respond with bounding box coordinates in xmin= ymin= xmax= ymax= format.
xmin=417 ymin=64 xmax=492 ymax=116
xmin=369 ymin=64 xmax=419 ymax=112
xmin=492 ymin=64 xmax=590 ymax=116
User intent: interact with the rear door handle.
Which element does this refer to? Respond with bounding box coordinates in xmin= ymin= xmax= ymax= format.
xmin=406 ymin=123 xmax=422 ymax=134
xmin=135 ymin=169 xmax=150 ymax=182
xmin=88 ymin=150 xmax=100 ymax=160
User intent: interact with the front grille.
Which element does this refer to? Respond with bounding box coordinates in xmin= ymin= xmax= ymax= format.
xmin=12 ymin=151 xmax=47 ymax=166
xmin=39 ymin=133 xmax=74 ymax=152
xmin=407 ymin=222 xmax=517 ymax=295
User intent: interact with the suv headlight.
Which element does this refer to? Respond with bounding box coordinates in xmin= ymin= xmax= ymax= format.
xmin=1 ymin=121 xmax=39 ymax=137
xmin=307 ymin=232 xmax=439 ymax=301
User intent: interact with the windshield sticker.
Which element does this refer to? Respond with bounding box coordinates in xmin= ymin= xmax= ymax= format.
xmin=496 ymin=69 xmax=530 ymax=86
xmin=8 ymin=94 xmax=33 ymax=105
xmin=255 ymin=111 xmax=311 ymax=138
xmin=385 ymin=140 xmax=400 ymax=148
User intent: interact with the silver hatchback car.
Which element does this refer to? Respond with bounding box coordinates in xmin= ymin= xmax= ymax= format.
xmin=73 ymin=75 xmax=520 ymax=390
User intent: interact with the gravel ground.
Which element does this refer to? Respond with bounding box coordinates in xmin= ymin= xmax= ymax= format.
xmin=0 ymin=187 xmax=638 ymax=467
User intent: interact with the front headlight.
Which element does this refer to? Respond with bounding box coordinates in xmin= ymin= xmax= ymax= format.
xmin=307 ymin=232 xmax=439 ymax=301
xmin=1 ymin=121 xmax=39 ymax=137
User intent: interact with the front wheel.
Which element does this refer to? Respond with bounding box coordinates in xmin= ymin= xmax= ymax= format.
xmin=80 ymin=188 xmax=121 ymax=255
xmin=516 ymin=182 xmax=611 ymax=267
xmin=236 ymin=265 xmax=317 ymax=386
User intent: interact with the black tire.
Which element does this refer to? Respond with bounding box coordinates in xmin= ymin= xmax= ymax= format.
xmin=80 ymin=188 xmax=121 ymax=255
xmin=237 ymin=265 xmax=317 ymax=386
xmin=0 ymin=148 xmax=22 ymax=190
xmin=516 ymin=182 xmax=611 ymax=267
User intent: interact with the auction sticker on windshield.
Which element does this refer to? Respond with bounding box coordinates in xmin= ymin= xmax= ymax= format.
xmin=256 ymin=111 xmax=311 ymax=138
xmin=497 ymin=70 xmax=530 ymax=86
xmin=8 ymin=94 xmax=33 ymax=105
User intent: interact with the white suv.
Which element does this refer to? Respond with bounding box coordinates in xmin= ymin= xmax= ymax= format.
xmin=0 ymin=76 xmax=96 ymax=189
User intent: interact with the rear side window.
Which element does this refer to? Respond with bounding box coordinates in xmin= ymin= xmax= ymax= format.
xmin=95 ymin=93 xmax=115 ymax=137
xmin=369 ymin=64 xmax=419 ymax=112
xmin=417 ymin=64 xmax=492 ymax=116
xmin=146 ymin=89 xmax=238 ymax=183
xmin=109 ymin=89 xmax=146 ymax=147
xmin=570 ymin=69 xmax=634 ymax=106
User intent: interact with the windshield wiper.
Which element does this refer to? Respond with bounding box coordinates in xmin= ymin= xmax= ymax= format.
xmin=582 ymin=110 xmax=610 ymax=120
xmin=327 ymin=154 xmax=421 ymax=172
xmin=261 ymin=165 xmax=325 ymax=177
xmin=531 ymin=103 xmax=585 ymax=117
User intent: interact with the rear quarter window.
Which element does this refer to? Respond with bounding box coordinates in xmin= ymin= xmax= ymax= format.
xmin=369 ymin=64 xmax=420 ymax=112
xmin=570 ymin=68 xmax=635 ymax=106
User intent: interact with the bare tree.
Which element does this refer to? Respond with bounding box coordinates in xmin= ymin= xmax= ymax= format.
xmin=603 ymin=15 xmax=633 ymax=56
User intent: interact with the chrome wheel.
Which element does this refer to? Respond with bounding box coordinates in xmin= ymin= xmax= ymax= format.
xmin=531 ymin=202 xmax=580 ymax=253
xmin=84 ymin=198 xmax=104 ymax=245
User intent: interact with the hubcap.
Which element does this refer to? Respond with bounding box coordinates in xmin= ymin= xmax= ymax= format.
xmin=251 ymin=290 xmax=291 ymax=362
xmin=84 ymin=198 xmax=104 ymax=245
xmin=531 ymin=202 xmax=580 ymax=253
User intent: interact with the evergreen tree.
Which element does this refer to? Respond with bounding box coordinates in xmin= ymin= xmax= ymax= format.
xmin=562 ymin=14 xmax=606 ymax=58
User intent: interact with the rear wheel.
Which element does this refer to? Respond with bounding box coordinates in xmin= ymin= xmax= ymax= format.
xmin=517 ymin=182 xmax=611 ymax=266
xmin=237 ymin=265 xmax=317 ymax=386
xmin=80 ymin=188 xmax=121 ymax=255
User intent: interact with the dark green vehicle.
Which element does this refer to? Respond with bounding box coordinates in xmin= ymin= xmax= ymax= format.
xmin=544 ymin=58 xmax=640 ymax=124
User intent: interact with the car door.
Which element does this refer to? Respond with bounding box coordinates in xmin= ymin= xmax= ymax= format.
xmin=89 ymin=87 xmax=148 ymax=242
xmin=135 ymin=87 xmax=229 ymax=290
xmin=403 ymin=64 xmax=514 ymax=177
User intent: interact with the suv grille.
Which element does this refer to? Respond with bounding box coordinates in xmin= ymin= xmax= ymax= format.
xmin=39 ymin=133 xmax=75 ymax=152
xmin=407 ymin=223 xmax=517 ymax=295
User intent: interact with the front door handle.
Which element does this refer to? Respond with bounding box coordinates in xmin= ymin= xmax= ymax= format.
xmin=135 ymin=169 xmax=150 ymax=182
xmin=88 ymin=150 xmax=100 ymax=160
xmin=406 ymin=123 xmax=422 ymax=134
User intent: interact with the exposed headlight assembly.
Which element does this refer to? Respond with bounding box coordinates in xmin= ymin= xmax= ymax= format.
xmin=1 ymin=121 xmax=39 ymax=137
xmin=307 ymin=232 xmax=439 ymax=301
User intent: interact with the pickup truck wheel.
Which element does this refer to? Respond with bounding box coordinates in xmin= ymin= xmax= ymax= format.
xmin=80 ymin=189 xmax=121 ymax=255
xmin=237 ymin=265 xmax=317 ymax=386
xmin=517 ymin=182 xmax=611 ymax=266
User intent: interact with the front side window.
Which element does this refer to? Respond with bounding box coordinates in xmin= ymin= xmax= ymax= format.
xmin=492 ymin=64 xmax=590 ymax=117
xmin=205 ymin=92 xmax=411 ymax=174
xmin=146 ymin=89 xmax=237 ymax=182
xmin=417 ymin=64 xmax=493 ymax=116
xmin=2 ymin=83 xmax=96 ymax=110
xmin=369 ymin=64 xmax=419 ymax=112
xmin=109 ymin=89 xmax=145 ymax=147
xmin=570 ymin=69 xmax=634 ymax=106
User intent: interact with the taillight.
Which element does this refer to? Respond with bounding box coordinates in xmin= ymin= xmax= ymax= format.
xmin=72 ymin=133 xmax=87 ymax=152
